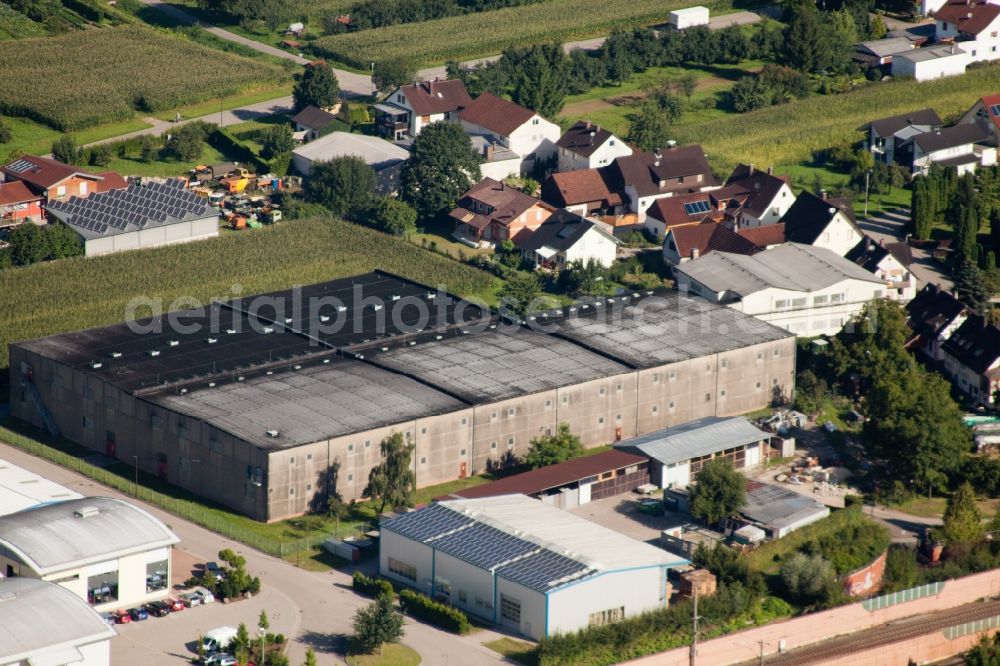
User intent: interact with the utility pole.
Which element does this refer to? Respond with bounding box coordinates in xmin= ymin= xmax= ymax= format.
xmin=864 ymin=169 xmax=871 ymax=217
xmin=758 ymin=639 xmax=767 ymax=665
xmin=689 ymin=586 xmax=700 ymax=666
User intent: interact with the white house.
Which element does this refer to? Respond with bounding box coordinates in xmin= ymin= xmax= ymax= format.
xmin=670 ymin=6 xmax=709 ymax=29
xmin=373 ymin=79 xmax=472 ymax=140
xmin=891 ymin=44 xmax=970 ymax=81
xmin=606 ymin=146 xmax=718 ymax=226
xmin=779 ymin=191 xmax=863 ymax=257
xmin=556 ymin=121 xmax=633 ymax=172
xmin=379 ymin=495 xmax=684 ymax=640
xmin=517 ymin=209 xmax=620 ymax=269
xmin=459 ymin=93 xmax=561 ymax=179
xmin=0 ymin=578 xmax=115 ymax=666
xmin=291 ymin=131 xmax=410 ymax=193
xmin=906 ymin=283 xmax=970 ymax=361
xmin=933 ymin=0 xmax=1000 ymax=64
xmin=905 ymin=123 xmax=997 ymax=176
xmin=861 ymin=108 xmax=942 ymax=165
xmin=674 ymin=243 xmax=892 ymax=337
xmin=0 ymin=497 xmax=180 ymax=612
xmin=941 ymin=315 xmax=1000 ymax=408
xmin=845 ymin=237 xmax=916 ymax=301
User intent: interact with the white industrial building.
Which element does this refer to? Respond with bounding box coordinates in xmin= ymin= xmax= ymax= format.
xmin=669 ymin=6 xmax=709 ymax=29
xmin=0 ymin=458 xmax=82 ymax=516
xmin=617 ymin=416 xmax=781 ymax=489
xmin=0 ymin=497 xmax=180 ymax=611
xmin=674 ymin=242 xmax=890 ymax=337
xmin=0 ymin=577 xmax=115 ymax=666
xmin=44 ymin=179 xmax=218 ymax=256
xmin=380 ymin=494 xmax=685 ymax=640
xmin=291 ymin=132 xmax=410 ymax=194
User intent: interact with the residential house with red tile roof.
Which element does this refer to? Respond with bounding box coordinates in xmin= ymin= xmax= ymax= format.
xmin=539 ymin=167 xmax=624 ymax=218
xmin=933 ymin=0 xmax=1000 ymax=64
xmin=556 ymin=120 xmax=633 ymax=172
xmin=0 ymin=180 xmax=43 ymax=228
xmin=603 ymin=146 xmax=717 ymax=224
xmin=958 ymin=93 xmax=1000 ymax=146
xmin=459 ymin=93 xmax=561 ymax=180
xmin=373 ymin=78 xmax=472 ymax=140
xmin=449 ymin=177 xmax=556 ymax=243
xmin=1 ymin=155 xmax=126 ymax=204
xmin=662 ymin=222 xmax=761 ymax=268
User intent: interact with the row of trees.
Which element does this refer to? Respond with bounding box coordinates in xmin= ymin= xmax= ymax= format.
xmin=0 ymin=221 xmax=82 ymax=268
xmin=341 ymin=0 xmax=539 ymax=33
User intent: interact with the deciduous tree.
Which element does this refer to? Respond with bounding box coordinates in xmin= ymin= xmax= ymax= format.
xmin=365 ymin=197 xmax=417 ymax=237
xmin=689 ymin=458 xmax=746 ymax=526
xmin=373 ymin=57 xmax=417 ymax=93
xmin=260 ymin=125 xmax=294 ymax=160
xmin=304 ymin=156 xmax=377 ymax=218
xmin=780 ymin=553 xmax=836 ymax=604
xmin=497 ymin=271 xmax=541 ymax=316
xmin=363 ymin=432 xmax=416 ymax=514
xmin=352 ymin=593 xmax=404 ymax=655
xmin=525 ymin=423 xmax=583 ymax=469
xmin=626 ymin=102 xmax=672 ymax=152
xmin=401 ymin=121 xmax=481 ymax=218
xmin=942 ymin=482 xmax=984 ymax=547
xmin=51 ymin=134 xmax=77 ymax=165
xmin=293 ymin=64 xmax=340 ymax=112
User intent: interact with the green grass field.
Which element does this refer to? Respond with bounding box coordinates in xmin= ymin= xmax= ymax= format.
xmin=312 ymin=0 xmax=735 ymax=67
xmin=0 ymin=216 xmax=499 ymax=374
xmin=485 ymin=638 xmax=538 ymax=666
xmin=0 ymin=115 xmax=153 ymax=161
xmin=346 ymin=642 xmax=421 ymax=666
xmin=150 ymin=83 xmax=293 ymax=122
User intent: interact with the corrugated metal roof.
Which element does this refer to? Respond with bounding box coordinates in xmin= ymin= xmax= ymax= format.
xmin=0 ymin=578 xmax=115 ymax=664
xmin=0 ymin=497 xmax=179 ymax=576
xmin=0 ymin=458 xmax=82 ymax=517
xmin=618 ymin=416 xmax=771 ymax=466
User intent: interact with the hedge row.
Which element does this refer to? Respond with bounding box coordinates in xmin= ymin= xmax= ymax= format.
xmin=352 ymin=571 xmax=394 ymax=599
xmin=398 ymin=589 xmax=470 ymax=634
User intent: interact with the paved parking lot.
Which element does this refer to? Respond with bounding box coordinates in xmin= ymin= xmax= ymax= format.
xmin=569 ymin=494 xmax=721 ymax=551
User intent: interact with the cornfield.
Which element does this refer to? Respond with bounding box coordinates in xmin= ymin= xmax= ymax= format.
xmin=0 ymin=217 xmax=499 ymax=374
xmin=673 ymin=64 xmax=1000 ymax=172
xmin=312 ymin=0 xmax=734 ymax=67
xmin=0 ymin=25 xmax=287 ymax=131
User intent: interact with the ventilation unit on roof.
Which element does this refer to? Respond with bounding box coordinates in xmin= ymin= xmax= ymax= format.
xmin=207 ymin=337 xmax=217 ymax=344
xmin=391 ymin=295 xmax=400 ymax=301
xmin=266 ymin=370 xmax=274 ymax=375
xmin=293 ymin=364 xmax=302 ymax=370
xmin=237 ymin=376 xmax=245 ymax=381
xmin=225 ymin=329 xmax=236 ymax=335
xmin=89 ymin=361 xmax=103 ymax=369
xmin=382 ymin=347 xmax=389 ymax=352
xmin=74 ymin=506 xmax=100 ymax=518
xmin=148 ymin=350 xmax=160 ymax=357
xmin=322 ymin=359 xmax=331 ymax=364
xmin=337 ymin=306 xmax=347 ymax=312
xmin=373 ymin=304 xmax=383 ymax=311
xmin=435 ymin=335 xmax=443 ymax=340
xmin=262 ymin=326 xmax=274 ymax=334
xmin=285 ymin=317 xmax=293 ymax=324
xmin=208 ymin=382 xmax=216 ymax=387
xmin=168 ymin=340 xmax=179 ymax=347
xmin=426 ymin=293 xmax=436 ymax=299
xmin=319 ymin=315 xmax=330 ymax=323
xmin=108 ymin=352 xmax=122 ymax=358
xmin=409 ymin=341 xmax=416 ymax=346
xmin=179 ymin=388 xmax=187 ymax=394
xmin=266 ymin=429 xmax=280 ymax=438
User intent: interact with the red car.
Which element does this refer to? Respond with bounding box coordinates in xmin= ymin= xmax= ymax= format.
xmin=113 ymin=609 xmax=132 ymax=624
xmin=166 ymin=597 xmax=185 ymax=612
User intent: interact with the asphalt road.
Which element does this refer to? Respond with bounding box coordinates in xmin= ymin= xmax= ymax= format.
xmin=0 ymin=441 xmax=510 ymax=666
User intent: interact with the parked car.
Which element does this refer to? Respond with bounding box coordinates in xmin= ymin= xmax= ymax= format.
xmin=203 ymin=653 xmax=235 ymax=666
xmin=146 ymin=601 xmax=170 ymax=617
xmin=179 ymin=592 xmax=201 ymax=608
xmin=128 ymin=607 xmax=149 ymax=621
xmin=194 ymin=589 xmax=215 ymax=604
xmin=100 ymin=612 xmax=115 ymax=627
xmin=205 ymin=561 xmax=224 ymax=581
xmin=112 ymin=609 xmax=132 ymax=624
xmin=166 ymin=597 xmax=185 ymax=612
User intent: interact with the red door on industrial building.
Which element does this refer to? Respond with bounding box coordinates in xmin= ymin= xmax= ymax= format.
xmin=459 ymin=462 xmax=467 ymax=478
xmin=157 ymin=453 xmax=168 ymax=479
xmin=105 ymin=431 xmax=116 ymax=458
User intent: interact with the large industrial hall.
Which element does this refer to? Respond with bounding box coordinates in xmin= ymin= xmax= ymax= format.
xmin=10 ymin=271 xmax=795 ymax=521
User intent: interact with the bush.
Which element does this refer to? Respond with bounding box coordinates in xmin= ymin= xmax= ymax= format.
xmin=352 ymin=571 xmax=394 ymax=599
xmin=398 ymin=589 xmax=470 ymax=634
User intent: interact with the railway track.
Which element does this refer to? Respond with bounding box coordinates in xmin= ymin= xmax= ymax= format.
xmin=748 ymin=598 xmax=1000 ymax=665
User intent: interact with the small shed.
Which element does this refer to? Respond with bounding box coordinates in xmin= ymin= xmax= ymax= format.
xmin=669 ymin=6 xmax=709 ymax=29
xmin=286 ymin=22 xmax=305 ymax=35
xmin=678 ymin=569 xmax=716 ymax=599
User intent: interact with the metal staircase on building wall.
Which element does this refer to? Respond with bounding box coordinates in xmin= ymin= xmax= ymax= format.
xmin=20 ymin=376 xmax=60 ymax=437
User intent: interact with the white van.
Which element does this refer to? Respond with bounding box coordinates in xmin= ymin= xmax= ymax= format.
xmin=202 ymin=626 xmax=238 ymax=653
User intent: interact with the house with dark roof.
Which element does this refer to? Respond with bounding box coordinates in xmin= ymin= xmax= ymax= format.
xmin=860 ymin=108 xmax=942 ymax=165
xmin=459 ymin=93 xmax=561 ymax=179
xmin=903 ymin=123 xmax=996 ymax=175
xmin=0 ymin=180 xmax=43 ymax=227
xmin=517 ymin=209 xmax=620 ymax=269
xmin=373 ymin=78 xmax=472 ymax=140
xmin=1 ymin=155 xmax=126 ymax=203
xmin=603 ymin=146 xmax=717 ymax=226
xmin=779 ymin=191 xmax=863 ymax=257
xmin=845 ymin=236 xmax=916 ymax=301
xmin=291 ymin=105 xmax=340 ymax=141
xmin=556 ymin=120 xmax=633 ymax=172
xmin=958 ymin=93 xmax=1000 ymax=147
xmin=449 ymin=177 xmax=556 ymax=243
xmin=723 ymin=164 xmax=795 ymax=227
xmin=853 ymin=37 xmax=919 ymax=70
xmin=933 ymin=0 xmax=1000 ymax=65
xmin=941 ymin=314 xmax=1000 ymax=407
xmin=905 ymin=282 xmax=970 ymax=361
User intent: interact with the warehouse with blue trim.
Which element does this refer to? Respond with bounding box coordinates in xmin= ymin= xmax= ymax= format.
xmin=379 ymin=494 xmax=687 ymax=639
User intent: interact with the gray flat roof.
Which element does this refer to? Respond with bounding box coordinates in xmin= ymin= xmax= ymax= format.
xmin=147 ymin=356 xmax=466 ymax=448
xmin=0 ymin=458 xmax=82 ymax=517
xmin=676 ymin=242 xmax=885 ymax=297
xmin=742 ymin=481 xmax=830 ymax=531
xmin=896 ymin=44 xmax=966 ymax=62
xmin=369 ymin=328 xmax=630 ymax=403
xmin=617 ymin=416 xmax=771 ymax=465
xmin=549 ymin=292 xmax=792 ymax=368
xmin=293 ymin=131 xmax=410 ymax=167
xmin=0 ymin=497 xmax=179 ymax=576
xmin=0 ymin=577 xmax=116 ymax=664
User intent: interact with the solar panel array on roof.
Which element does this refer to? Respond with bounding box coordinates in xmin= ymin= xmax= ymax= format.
xmin=381 ymin=503 xmax=473 ymax=542
xmin=990 ymin=104 xmax=1000 ymax=116
xmin=46 ymin=177 xmax=210 ymax=238
xmin=6 ymin=159 xmax=37 ymax=174
xmin=429 ymin=522 xmax=537 ymax=569
xmin=496 ymin=548 xmax=591 ymax=592
xmin=683 ymin=200 xmax=711 ymax=215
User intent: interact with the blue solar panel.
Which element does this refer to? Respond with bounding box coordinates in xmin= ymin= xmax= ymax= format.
xmin=497 ymin=549 xmax=591 ymax=592
xmin=430 ymin=522 xmax=537 ymax=569
xmin=382 ymin=503 xmax=473 ymax=543
xmin=683 ymin=200 xmax=711 ymax=216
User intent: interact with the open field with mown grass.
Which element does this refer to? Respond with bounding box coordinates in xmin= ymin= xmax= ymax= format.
xmin=0 ymin=216 xmax=500 ymax=374
xmin=312 ymin=0 xmax=735 ymax=67
xmin=0 ymin=25 xmax=287 ymax=131
xmin=673 ymin=63 xmax=1000 ymax=172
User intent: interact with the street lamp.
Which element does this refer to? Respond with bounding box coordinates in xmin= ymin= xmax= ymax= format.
xmin=864 ymin=169 xmax=872 ymax=217
xmin=132 ymin=455 xmax=139 ymax=496
xmin=371 ymin=61 xmax=376 ymax=96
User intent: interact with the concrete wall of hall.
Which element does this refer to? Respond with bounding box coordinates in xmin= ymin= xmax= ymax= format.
xmin=9 ymin=336 xmax=796 ymax=522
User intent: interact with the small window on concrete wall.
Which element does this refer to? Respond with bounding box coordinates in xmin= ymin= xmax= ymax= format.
xmin=389 ymin=558 xmax=417 ymax=581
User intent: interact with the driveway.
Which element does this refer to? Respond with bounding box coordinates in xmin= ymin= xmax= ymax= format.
xmin=857 ymin=207 xmax=953 ymax=290
xmin=0 ymin=441 xmax=509 ymax=666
